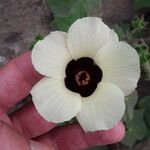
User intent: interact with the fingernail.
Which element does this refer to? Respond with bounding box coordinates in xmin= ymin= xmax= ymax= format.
xmin=30 ymin=140 xmax=52 ymax=150
xmin=30 ymin=140 xmax=37 ymax=150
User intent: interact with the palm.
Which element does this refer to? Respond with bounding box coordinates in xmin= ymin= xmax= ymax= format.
xmin=0 ymin=52 xmax=125 ymax=150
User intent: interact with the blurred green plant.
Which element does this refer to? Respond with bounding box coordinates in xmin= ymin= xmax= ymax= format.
xmin=113 ymin=13 xmax=150 ymax=147
xmin=122 ymin=109 xmax=149 ymax=147
xmin=53 ymin=0 xmax=87 ymax=32
xmin=47 ymin=0 xmax=103 ymax=31
xmin=135 ymin=42 xmax=150 ymax=80
xmin=122 ymin=92 xmax=149 ymax=147
xmin=30 ymin=33 xmax=44 ymax=49
xmin=86 ymin=146 xmax=109 ymax=150
xmin=132 ymin=16 xmax=147 ymax=31
xmin=123 ymin=91 xmax=138 ymax=122
xmin=139 ymin=96 xmax=150 ymax=129
xmin=47 ymin=0 xmax=76 ymax=17
xmin=113 ymin=16 xmax=150 ymax=80
xmin=134 ymin=0 xmax=150 ymax=9
xmin=113 ymin=16 xmax=147 ymax=40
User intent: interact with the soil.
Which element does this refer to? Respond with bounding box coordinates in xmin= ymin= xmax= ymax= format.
xmin=0 ymin=0 xmax=135 ymax=67
xmin=0 ymin=0 xmax=150 ymax=150
xmin=0 ymin=0 xmax=52 ymax=66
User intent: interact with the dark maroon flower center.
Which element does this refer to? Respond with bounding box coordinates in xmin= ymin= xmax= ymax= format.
xmin=65 ymin=57 xmax=103 ymax=97
xmin=75 ymin=71 xmax=90 ymax=86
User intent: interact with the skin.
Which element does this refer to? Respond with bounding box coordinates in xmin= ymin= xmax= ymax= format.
xmin=0 ymin=51 xmax=125 ymax=150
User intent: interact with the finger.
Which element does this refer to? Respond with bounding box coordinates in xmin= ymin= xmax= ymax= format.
xmin=0 ymin=121 xmax=51 ymax=150
xmin=10 ymin=102 xmax=56 ymax=138
xmin=0 ymin=51 xmax=42 ymax=112
xmin=0 ymin=121 xmax=31 ymax=150
xmin=35 ymin=122 xmax=125 ymax=150
xmin=0 ymin=109 xmax=12 ymax=125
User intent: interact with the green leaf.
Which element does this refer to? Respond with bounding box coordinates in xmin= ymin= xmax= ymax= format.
xmin=144 ymin=108 xmax=150 ymax=129
xmin=121 ymin=130 xmax=137 ymax=147
xmin=123 ymin=90 xmax=138 ymax=122
xmin=131 ymin=16 xmax=147 ymax=31
xmin=146 ymin=55 xmax=150 ymax=60
xmin=112 ymin=23 xmax=130 ymax=40
xmin=30 ymin=34 xmax=44 ymax=49
xmin=113 ymin=24 xmax=126 ymax=40
xmin=82 ymin=0 xmax=103 ymax=17
xmin=49 ymin=0 xmax=103 ymax=31
xmin=54 ymin=0 xmax=87 ymax=31
xmin=139 ymin=96 xmax=150 ymax=108
xmin=69 ymin=0 xmax=87 ymax=19
xmin=134 ymin=0 xmax=150 ymax=9
xmin=54 ymin=16 xmax=75 ymax=32
xmin=135 ymin=42 xmax=150 ymax=80
xmin=47 ymin=0 xmax=76 ymax=16
xmin=138 ymin=96 xmax=150 ymax=128
xmin=47 ymin=0 xmax=103 ymax=17
xmin=122 ymin=109 xmax=149 ymax=147
xmin=128 ymin=110 xmax=148 ymax=139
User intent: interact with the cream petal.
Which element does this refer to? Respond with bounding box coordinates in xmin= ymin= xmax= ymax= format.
xmin=67 ymin=17 xmax=118 ymax=59
xmin=94 ymin=41 xmax=140 ymax=96
xmin=31 ymin=77 xmax=81 ymax=123
xmin=32 ymin=31 xmax=72 ymax=78
xmin=76 ymin=82 xmax=125 ymax=132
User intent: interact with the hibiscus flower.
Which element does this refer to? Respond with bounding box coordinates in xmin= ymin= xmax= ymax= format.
xmin=31 ymin=17 xmax=140 ymax=132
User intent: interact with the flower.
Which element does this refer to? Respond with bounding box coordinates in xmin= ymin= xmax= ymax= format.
xmin=31 ymin=17 xmax=140 ymax=132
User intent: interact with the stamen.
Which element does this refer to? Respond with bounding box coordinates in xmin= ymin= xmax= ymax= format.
xmin=65 ymin=57 xmax=103 ymax=97
xmin=75 ymin=71 xmax=90 ymax=86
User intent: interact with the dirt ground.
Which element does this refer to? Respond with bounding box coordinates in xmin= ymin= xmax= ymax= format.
xmin=0 ymin=0 xmax=135 ymax=67
xmin=0 ymin=0 xmax=52 ymax=66
xmin=0 ymin=0 xmax=150 ymax=149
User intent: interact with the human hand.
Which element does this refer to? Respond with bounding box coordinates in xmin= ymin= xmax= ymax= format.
xmin=0 ymin=51 xmax=125 ymax=150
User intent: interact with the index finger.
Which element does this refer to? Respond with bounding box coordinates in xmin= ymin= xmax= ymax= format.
xmin=35 ymin=122 xmax=125 ymax=150
xmin=0 ymin=51 xmax=42 ymax=112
